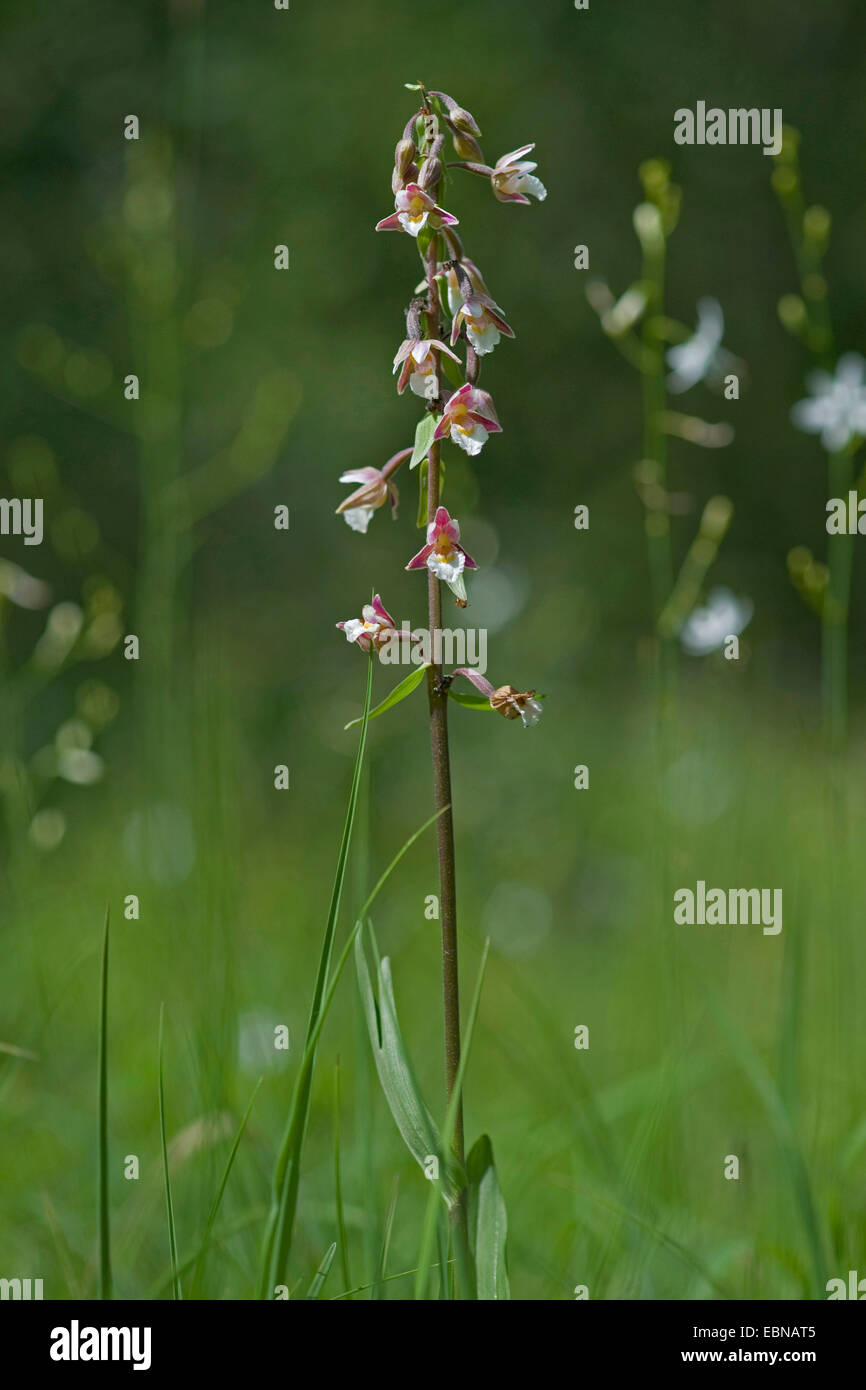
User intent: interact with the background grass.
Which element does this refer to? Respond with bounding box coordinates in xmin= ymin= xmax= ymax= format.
xmin=1 ymin=0 xmax=865 ymax=1299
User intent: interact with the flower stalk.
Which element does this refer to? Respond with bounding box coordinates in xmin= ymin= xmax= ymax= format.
xmin=336 ymin=80 xmax=545 ymax=1296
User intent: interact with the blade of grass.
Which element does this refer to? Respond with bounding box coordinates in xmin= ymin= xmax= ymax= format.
xmin=372 ymin=1176 xmax=399 ymax=1300
xmin=147 ymin=1206 xmax=267 ymax=1299
xmin=330 ymin=1259 xmax=454 ymax=1300
xmin=158 ymin=1003 xmax=182 ymax=1300
xmin=191 ymin=1077 xmax=262 ymax=1297
xmin=97 ymin=905 xmax=112 ymax=1300
xmin=259 ymin=799 xmax=447 ymax=1301
xmin=333 ymin=1059 xmax=352 ymax=1296
xmin=306 ymin=1241 xmax=337 ymax=1299
xmin=259 ymin=650 xmax=374 ymax=1297
xmin=414 ymin=937 xmax=491 ymax=1300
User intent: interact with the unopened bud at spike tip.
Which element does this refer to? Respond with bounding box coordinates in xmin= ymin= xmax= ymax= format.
xmin=449 ymin=106 xmax=482 ymax=138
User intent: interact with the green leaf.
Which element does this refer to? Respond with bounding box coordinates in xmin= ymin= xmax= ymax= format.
xmin=467 ymin=1135 xmax=510 ymax=1300
xmin=306 ymin=1242 xmax=337 ymax=1300
xmin=447 ymin=690 xmax=494 ymax=711
xmin=354 ymin=925 xmax=456 ymax=1202
xmin=416 ymin=458 xmax=428 ymax=528
xmin=259 ymin=652 xmax=375 ymax=1298
xmin=257 ymin=783 xmax=447 ymax=1299
xmin=417 ymin=457 xmax=446 ymax=526
xmin=97 ymin=906 xmax=112 ymax=1301
xmin=414 ymin=938 xmax=491 ymax=1300
xmin=191 ymin=1078 xmax=262 ymax=1297
xmin=344 ymin=663 xmax=430 ymax=731
xmin=411 ymin=413 xmax=439 ymax=469
xmin=158 ymin=1004 xmax=182 ymax=1300
xmin=440 ymin=352 xmax=464 ymax=390
xmin=416 ymin=224 xmax=434 ymax=260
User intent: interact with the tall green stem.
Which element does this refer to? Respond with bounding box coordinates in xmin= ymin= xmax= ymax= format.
xmin=419 ymin=105 xmax=471 ymax=1288
xmin=640 ymin=232 xmax=676 ymax=711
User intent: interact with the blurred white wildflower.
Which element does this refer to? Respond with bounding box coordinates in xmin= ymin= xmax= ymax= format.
xmin=791 ymin=352 xmax=866 ymax=452
xmin=666 ymin=297 xmax=735 ymax=394
xmin=679 ymin=586 xmax=754 ymax=655
xmin=0 ymin=559 xmax=51 ymax=610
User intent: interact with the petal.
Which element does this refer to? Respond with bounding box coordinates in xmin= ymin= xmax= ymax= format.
xmin=452 ymin=666 xmax=495 ymax=699
xmin=370 ymin=594 xmax=394 ymax=626
xmin=517 ymin=174 xmax=547 ymax=201
xmin=339 ymin=467 xmax=379 ymax=484
xmin=342 ymin=507 xmax=374 ymax=534
xmin=496 ymin=144 xmax=535 ymax=170
xmin=406 ymin=543 xmax=435 ymax=570
xmin=375 ymin=213 xmax=402 ymax=230
xmin=450 ymin=421 xmax=488 ymax=455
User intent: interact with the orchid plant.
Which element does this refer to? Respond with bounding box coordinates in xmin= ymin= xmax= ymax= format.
xmin=586 ymin=159 xmax=743 ymax=708
xmin=772 ymin=126 xmax=863 ymax=750
xmin=333 ymin=82 xmax=545 ymax=1295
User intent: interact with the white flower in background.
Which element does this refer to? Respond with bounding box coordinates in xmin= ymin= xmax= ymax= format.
xmin=0 ymin=559 xmax=51 ymax=609
xmin=666 ymin=297 xmax=735 ymax=394
xmin=679 ymin=586 xmax=754 ymax=655
xmin=791 ymin=352 xmax=866 ymax=452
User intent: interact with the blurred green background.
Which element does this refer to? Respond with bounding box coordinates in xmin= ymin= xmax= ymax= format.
xmin=1 ymin=0 xmax=865 ymax=1299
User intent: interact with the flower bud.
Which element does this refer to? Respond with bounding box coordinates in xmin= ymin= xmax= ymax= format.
xmin=452 ymin=130 xmax=485 ymax=163
xmin=394 ymin=138 xmax=416 ymax=176
xmin=449 ymin=106 xmax=482 ymax=137
xmin=418 ymin=156 xmax=443 ymax=191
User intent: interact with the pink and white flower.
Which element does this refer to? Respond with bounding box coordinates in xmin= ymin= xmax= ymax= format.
xmin=336 ymin=465 xmax=400 ymax=533
xmin=337 ymin=594 xmax=399 ymax=655
xmin=406 ymin=505 xmax=477 ymax=603
xmin=490 ymin=145 xmax=547 ymax=205
xmin=393 ymin=337 xmax=461 ymax=398
xmin=434 ymin=383 xmax=502 ymax=456
xmin=452 ymin=668 xmax=543 ymax=727
xmin=450 ymin=289 xmax=514 ymax=357
xmin=375 ymin=183 xmax=459 ymax=238
xmin=444 ymin=258 xmax=490 ymax=317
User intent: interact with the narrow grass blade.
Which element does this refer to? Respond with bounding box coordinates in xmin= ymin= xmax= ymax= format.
xmin=97 ymin=905 xmax=112 ymax=1301
xmin=158 ymin=1004 xmax=182 ymax=1300
xmin=333 ymin=1059 xmax=352 ymax=1296
xmin=258 ymin=800 xmax=447 ymax=1300
xmin=576 ymin=1188 xmax=733 ymax=1299
xmin=306 ymin=1241 xmax=337 ymax=1300
xmin=415 ymin=938 xmax=491 ymax=1300
xmin=344 ymin=664 xmax=430 ymax=729
xmin=259 ymin=651 xmax=374 ymax=1297
xmin=260 ymin=801 xmax=447 ymax=1297
xmin=707 ymin=995 xmax=827 ymax=1292
xmin=372 ymin=1177 xmax=399 ymax=1300
xmin=330 ymin=1259 xmax=454 ymax=1300
xmin=467 ymin=1134 xmax=510 ymax=1299
xmin=191 ymin=1077 xmax=262 ymax=1297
